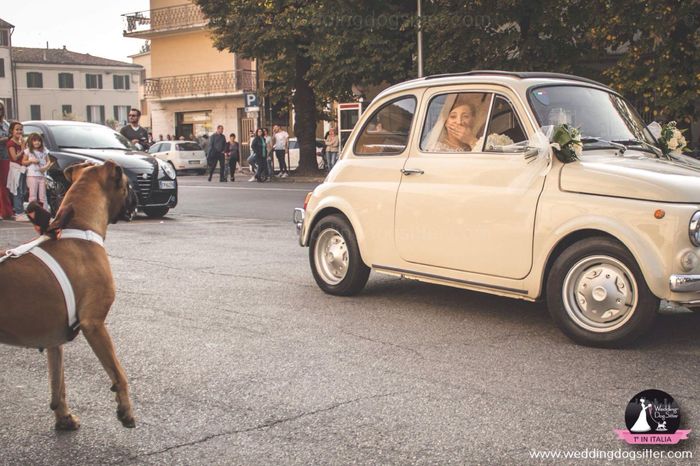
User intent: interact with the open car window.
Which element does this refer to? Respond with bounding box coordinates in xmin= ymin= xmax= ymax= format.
xmin=420 ymin=92 xmax=492 ymax=153
xmin=354 ymin=96 xmax=416 ymax=156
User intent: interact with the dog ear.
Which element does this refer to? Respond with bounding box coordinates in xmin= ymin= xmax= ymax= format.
xmin=104 ymin=160 xmax=124 ymax=188
xmin=26 ymin=201 xmax=52 ymax=235
xmin=47 ymin=203 xmax=75 ymax=239
xmin=64 ymin=162 xmax=94 ymax=183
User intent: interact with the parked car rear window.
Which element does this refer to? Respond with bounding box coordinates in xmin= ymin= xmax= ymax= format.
xmin=176 ymin=142 xmax=201 ymax=151
xmin=354 ymin=96 xmax=416 ymax=156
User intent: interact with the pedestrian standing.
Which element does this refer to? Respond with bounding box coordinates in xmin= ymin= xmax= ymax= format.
xmin=207 ymin=125 xmax=227 ymax=182
xmin=119 ymin=109 xmax=151 ymax=151
xmin=251 ymin=128 xmax=269 ymax=182
xmin=23 ymin=133 xmax=52 ymax=208
xmin=247 ymin=130 xmax=257 ymax=182
xmin=0 ymin=102 xmax=13 ymax=219
xmin=272 ymin=125 xmax=290 ymax=177
xmin=325 ymin=127 xmax=339 ymax=170
xmin=226 ymin=133 xmax=240 ymax=182
xmin=6 ymin=122 xmax=28 ymax=221
xmin=264 ymin=128 xmax=273 ymax=179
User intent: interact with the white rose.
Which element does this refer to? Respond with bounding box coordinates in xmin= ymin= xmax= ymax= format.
xmin=573 ymin=142 xmax=582 ymax=157
xmin=668 ymin=137 xmax=679 ymax=150
xmin=678 ymin=135 xmax=687 ymax=149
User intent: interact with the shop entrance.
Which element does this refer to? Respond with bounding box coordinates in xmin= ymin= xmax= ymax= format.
xmin=176 ymin=111 xmax=211 ymax=140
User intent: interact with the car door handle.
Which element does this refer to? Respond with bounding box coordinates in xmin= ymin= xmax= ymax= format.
xmin=401 ymin=168 xmax=424 ymax=176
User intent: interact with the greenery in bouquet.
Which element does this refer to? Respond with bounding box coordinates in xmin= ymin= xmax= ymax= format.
xmin=656 ymin=121 xmax=688 ymax=157
xmin=550 ymin=124 xmax=582 ymax=163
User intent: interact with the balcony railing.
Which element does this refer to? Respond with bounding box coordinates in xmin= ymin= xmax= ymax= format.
xmin=123 ymin=3 xmax=207 ymax=36
xmin=144 ymin=70 xmax=257 ymax=100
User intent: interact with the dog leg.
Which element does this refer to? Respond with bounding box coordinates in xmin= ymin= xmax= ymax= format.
xmin=47 ymin=346 xmax=80 ymax=431
xmin=81 ymin=323 xmax=135 ymax=428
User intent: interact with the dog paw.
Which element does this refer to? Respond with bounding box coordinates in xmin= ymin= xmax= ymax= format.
xmin=117 ymin=408 xmax=136 ymax=428
xmin=55 ymin=414 xmax=81 ymax=431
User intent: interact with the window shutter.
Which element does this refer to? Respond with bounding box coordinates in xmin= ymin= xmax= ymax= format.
xmin=86 ymin=105 xmax=90 ymax=122
xmin=100 ymin=106 xmax=105 ymax=124
xmin=114 ymin=105 xmax=119 ymax=120
xmin=98 ymin=75 xmax=103 ymax=89
xmin=125 ymin=76 xmax=130 ymax=90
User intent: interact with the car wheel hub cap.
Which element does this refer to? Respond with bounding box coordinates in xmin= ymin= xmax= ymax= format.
xmin=563 ymin=256 xmax=638 ymax=333
xmin=315 ymin=229 xmax=349 ymax=285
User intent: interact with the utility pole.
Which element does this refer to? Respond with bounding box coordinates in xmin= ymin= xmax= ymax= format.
xmin=417 ymin=0 xmax=424 ymax=78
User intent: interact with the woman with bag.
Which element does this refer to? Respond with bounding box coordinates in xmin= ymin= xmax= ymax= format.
xmin=226 ymin=133 xmax=240 ymax=182
xmin=6 ymin=121 xmax=28 ymax=221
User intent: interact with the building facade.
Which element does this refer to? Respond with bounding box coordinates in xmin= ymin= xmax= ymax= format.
xmin=123 ymin=0 xmax=257 ymax=142
xmin=12 ymin=46 xmax=141 ymax=124
xmin=0 ymin=18 xmax=15 ymax=118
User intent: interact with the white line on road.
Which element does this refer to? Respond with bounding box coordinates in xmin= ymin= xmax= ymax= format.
xmin=179 ymin=185 xmax=311 ymax=192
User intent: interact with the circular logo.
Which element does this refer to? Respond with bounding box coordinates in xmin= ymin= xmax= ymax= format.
xmin=624 ymin=389 xmax=681 ymax=434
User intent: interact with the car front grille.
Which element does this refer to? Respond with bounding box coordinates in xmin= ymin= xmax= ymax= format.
xmin=130 ymin=167 xmax=156 ymax=204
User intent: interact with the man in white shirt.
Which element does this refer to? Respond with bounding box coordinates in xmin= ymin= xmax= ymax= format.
xmin=272 ymin=125 xmax=290 ymax=177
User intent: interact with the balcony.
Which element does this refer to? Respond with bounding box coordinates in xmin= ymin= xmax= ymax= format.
xmin=122 ymin=3 xmax=207 ymax=38
xmin=144 ymin=70 xmax=257 ymax=100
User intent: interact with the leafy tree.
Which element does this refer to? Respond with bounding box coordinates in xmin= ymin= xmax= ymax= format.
xmin=589 ymin=0 xmax=700 ymax=131
xmin=196 ymin=0 xmax=415 ymax=173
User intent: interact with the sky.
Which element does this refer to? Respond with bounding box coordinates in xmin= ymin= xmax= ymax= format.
xmin=5 ymin=1 xmax=150 ymax=63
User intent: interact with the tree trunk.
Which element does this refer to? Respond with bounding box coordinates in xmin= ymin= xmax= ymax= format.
xmin=292 ymin=55 xmax=319 ymax=175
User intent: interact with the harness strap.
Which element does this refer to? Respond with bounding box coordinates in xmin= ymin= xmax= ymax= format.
xmin=0 ymin=236 xmax=50 ymax=265
xmin=29 ymin=247 xmax=79 ymax=331
xmin=60 ymin=229 xmax=104 ymax=247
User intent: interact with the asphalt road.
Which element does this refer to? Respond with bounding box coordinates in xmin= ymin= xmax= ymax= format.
xmin=0 ymin=174 xmax=698 ymax=465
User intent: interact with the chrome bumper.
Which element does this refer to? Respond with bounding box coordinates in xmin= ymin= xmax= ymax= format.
xmin=293 ymin=208 xmax=305 ymax=237
xmin=669 ymin=274 xmax=700 ymax=293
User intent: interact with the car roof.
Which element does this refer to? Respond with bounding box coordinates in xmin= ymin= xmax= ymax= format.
xmin=374 ymin=70 xmax=614 ymax=101
xmin=22 ymin=120 xmax=110 ymax=127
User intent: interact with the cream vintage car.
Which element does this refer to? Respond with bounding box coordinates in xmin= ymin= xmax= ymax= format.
xmin=293 ymin=71 xmax=700 ymax=347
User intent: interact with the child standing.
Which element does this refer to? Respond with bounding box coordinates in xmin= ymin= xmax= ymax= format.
xmin=24 ymin=133 xmax=52 ymax=209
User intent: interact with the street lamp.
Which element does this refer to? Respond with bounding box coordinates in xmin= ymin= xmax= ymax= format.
xmin=417 ymin=0 xmax=424 ymax=78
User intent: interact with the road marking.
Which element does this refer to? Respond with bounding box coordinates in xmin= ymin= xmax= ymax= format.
xmin=178 ymin=185 xmax=311 ymax=192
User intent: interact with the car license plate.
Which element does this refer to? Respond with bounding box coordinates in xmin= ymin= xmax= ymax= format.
xmin=159 ymin=181 xmax=175 ymax=189
xmin=188 ymin=160 xmax=201 ymax=165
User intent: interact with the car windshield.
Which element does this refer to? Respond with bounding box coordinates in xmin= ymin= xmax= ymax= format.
xmin=529 ymin=85 xmax=655 ymax=152
xmin=176 ymin=142 xmax=201 ymax=151
xmin=52 ymin=124 xmax=133 ymax=150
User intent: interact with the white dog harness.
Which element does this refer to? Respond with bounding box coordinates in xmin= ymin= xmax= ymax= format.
xmin=0 ymin=229 xmax=105 ymax=331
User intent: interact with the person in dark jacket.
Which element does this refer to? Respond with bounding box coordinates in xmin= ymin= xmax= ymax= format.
xmin=225 ymin=133 xmax=240 ymax=182
xmin=207 ymin=125 xmax=227 ymax=182
xmin=251 ymin=128 xmax=268 ymax=182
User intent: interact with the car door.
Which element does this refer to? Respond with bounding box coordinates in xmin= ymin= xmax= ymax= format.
xmin=394 ymin=86 xmax=546 ymax=279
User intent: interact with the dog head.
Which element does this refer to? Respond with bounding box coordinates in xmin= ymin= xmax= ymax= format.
xmin=63 ymin=161 xmax=137 ymax=224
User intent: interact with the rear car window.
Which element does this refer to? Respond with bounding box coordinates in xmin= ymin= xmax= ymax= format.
xmin=176 ymin=142 xmax=201 ymax=151
xmin=354 ymin=96 xmax=416 ymax=156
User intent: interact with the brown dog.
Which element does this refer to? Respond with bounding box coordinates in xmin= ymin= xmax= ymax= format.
xmin=0 ymin=161 xmax=137 ymax=430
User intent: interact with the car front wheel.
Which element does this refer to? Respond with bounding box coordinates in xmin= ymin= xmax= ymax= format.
xmin=546 ymin=237 xmax=658 ymax=347
xmin=143 ymin=206 xmax=170 ymax=218
xmin=309 ymin=214 xmax=370 ymax=296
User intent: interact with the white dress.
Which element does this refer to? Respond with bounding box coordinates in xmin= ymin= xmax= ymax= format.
xmin=630 ymin=402 xmax=651 ymax=433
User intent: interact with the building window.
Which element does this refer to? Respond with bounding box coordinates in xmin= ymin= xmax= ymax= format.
xmin=113 ymin=75 xmax=130 ymax=90
xmin=27 ymin=72 xmax=43 ymax=88
xmin=30 ymin=105 xmax=41 ymax=120
xmin=0 ymin=58 xmax=4 ymax=78
xmin=58 ymin=73 xmax=74 ymax=89
xmin=86 ymin=105 xmax=105 ymax=124
xmin=114 ymin=105 xmax=130 ymax=125
xmin=62 ymin=105 xmax=72 ymax=117
xmin=86 ymin=74 xmax=103 ymax=89
xmin=1 ymin=98 xmax=12 ymax=119
xmin=0 ymin=30 xmax=8 ymax=46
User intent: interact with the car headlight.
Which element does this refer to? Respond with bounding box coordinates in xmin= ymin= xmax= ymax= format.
xmin=689 ymin=211 xmax=700 ymax=246
xmin=157 ymin=159 xmax=176 ymax=179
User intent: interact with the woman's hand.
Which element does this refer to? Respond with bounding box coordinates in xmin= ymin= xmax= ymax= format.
xmin=446 ymin=122 xmax=473 ymax=145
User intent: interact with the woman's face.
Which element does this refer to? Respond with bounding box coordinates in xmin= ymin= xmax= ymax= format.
xmin=447 ymin=104 xmax=473 ymax=130
xmin=32 ymin=138 xmax=42 ymax=149
xmin=256 ymin=130 xmax=263 ymax=137
xmin=12 ymin=125 xmax=23 ymax=138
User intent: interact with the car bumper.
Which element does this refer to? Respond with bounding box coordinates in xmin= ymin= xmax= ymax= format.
xmin=293 ymin=208 xmax=305 ymax=244
xmin=670 ymin=274 xmax=700 ymax=293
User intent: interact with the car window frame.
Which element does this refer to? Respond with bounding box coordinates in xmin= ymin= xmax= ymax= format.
xmin=352 ymin=95 xmax=418 ymax=157
xmin=482 ymin=95 xmax=528 ymax=154
xmin=149 ymin=142 xmax=161 ymax=154
xmin=416 ymin=86 xmax=534 ymax=156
